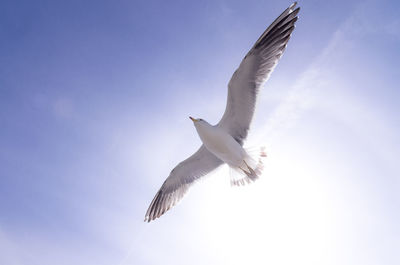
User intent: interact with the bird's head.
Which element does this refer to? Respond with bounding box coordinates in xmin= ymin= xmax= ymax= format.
xmin=189 ymin=116 xmax=201 ymax=123
xmin=189 ymin=116 xmax=208 ymax=127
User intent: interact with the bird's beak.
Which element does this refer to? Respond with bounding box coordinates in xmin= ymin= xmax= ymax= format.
xmin=189 ymin=116 xmax=198 ymax=122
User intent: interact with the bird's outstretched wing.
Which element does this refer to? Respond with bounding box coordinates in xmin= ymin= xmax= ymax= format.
xmin=217 ymin=2 xmax=300 ymax=145
xmin=145 ymin=145 xmax=222 ymax=222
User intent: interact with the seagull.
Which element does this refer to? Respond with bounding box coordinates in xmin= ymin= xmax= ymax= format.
xmin=145 ymin=2 xmax=300 ymax=222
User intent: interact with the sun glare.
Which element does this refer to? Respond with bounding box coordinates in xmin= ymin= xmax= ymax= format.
xmin=195 ymin=142 xmax=341 ymax=265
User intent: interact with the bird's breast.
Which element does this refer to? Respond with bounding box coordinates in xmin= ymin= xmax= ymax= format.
xmin=196 ymin=126 xmax=245 ymax=166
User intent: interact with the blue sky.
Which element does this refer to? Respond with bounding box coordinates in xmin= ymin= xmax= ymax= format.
xmin=1 ymin=0 xmax=399 ymax=264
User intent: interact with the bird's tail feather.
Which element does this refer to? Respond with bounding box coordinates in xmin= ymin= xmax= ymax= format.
xmin=230 ymin=146 xmax=267 ymax=186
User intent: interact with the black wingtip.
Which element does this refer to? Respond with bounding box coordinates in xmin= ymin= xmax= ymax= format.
xmin=294 ymin=6 xmax=301 ymax=16
xmin=290 ymin=2 xmax=297 ymax=9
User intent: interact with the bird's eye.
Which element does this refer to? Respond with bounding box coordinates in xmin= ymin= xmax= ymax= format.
xmin=199 ymin=119 xmax=203 ymax=121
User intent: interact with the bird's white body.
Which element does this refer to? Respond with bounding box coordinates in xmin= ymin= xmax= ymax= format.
xmin=194 ymin=120 xmax=246 ymax=167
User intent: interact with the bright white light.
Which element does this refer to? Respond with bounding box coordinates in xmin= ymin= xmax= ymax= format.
xmin=196 ymin=141 xmax=338 ymax=265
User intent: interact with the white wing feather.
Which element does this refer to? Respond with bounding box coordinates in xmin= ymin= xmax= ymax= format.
xmin=218 ymin=2 xmax=300 ymax=145
xmin=145 ymin=145 xmax=222 ymax=222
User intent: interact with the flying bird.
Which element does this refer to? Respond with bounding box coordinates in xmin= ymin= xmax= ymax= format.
xmin=145 ymin=2 xmax=300 ymax=222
